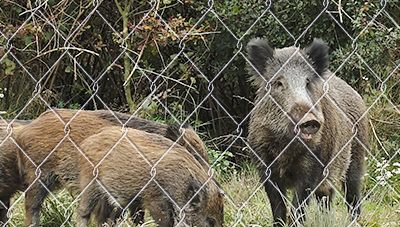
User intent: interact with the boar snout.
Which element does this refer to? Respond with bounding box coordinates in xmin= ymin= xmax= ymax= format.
xmin=294 ymin=113 xmax=321 ymax=140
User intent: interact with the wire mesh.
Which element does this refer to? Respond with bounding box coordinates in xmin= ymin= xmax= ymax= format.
xmin=1 ymin=0 xmax=400 ymax=226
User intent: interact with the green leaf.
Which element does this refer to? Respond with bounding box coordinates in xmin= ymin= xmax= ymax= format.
xmin=85 ymin=90 xmax=94 ymax=95
xmin=3 ymin=58 xmax=16 ymax=75
xmin=45 ymin=31 xmax=54 ymax=41
xmin=22 ymin=36 xmax=32 ymax=45
xmin=57 ymin=101 xmax=65 ymax=108
xmin=179 ymin=63 xmax=187 ymax=72
xmin=233 ymin=5 xmax=239 ymax=15
xmin=369 ymin=29 xmax=375 ymax=36
xmin=13 ymin=7 xmax=22 ymax=13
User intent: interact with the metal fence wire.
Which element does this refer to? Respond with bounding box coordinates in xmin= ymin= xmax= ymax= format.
xmin=1 ymin=0 xmax=400 ymax=226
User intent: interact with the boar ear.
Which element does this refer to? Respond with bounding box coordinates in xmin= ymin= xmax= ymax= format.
xmin=304 ymin=38 xmax=329 ymax=76
xmin=247 ymin=38 xmax=274 ymax=77
xmin=165 ymin=123 xmax=182 ymax=140
xmin=186 ymin=180 xmax=206 ymax=207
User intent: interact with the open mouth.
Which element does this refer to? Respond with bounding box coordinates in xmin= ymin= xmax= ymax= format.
xmin=294 ymin=126 xmax=312 ymax=140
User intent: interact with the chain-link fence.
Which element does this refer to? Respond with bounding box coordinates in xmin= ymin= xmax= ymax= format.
xmin=1 ymin=0 xmax=400 ymax=226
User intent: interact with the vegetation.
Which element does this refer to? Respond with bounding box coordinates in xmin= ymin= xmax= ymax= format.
xmin=1 ymin=0 xmax=400 ymax=226
xmin=6 ymin=164 xmax=400 ymax=226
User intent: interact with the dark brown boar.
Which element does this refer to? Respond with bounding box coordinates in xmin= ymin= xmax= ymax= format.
xmin=77 ymin=126 xmax=223 ymax=227
xmin=16 ymin=109 xmax=210 ymax=226
xmin=0 ymin=120 xmax=31 ymax=225
xmin=91 ymin=110 xmax=210 ymax=169
xmin=246 ymin=38 xmax=368 ymax=226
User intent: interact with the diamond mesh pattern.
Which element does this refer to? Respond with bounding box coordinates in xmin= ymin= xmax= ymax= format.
xmin=1 ymin=0 xmax=399 ymax=226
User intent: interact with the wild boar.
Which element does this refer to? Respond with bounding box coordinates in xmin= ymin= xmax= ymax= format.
xmin=0 ymin=119 xmax=31 ymax=225
xmin=16 ymin=109 xmax=210 ymax=226
xmin=92 ymin=109 xmax=210 ymax=169
xmin=77 ymin=126 xmax=223 ymax=227
xmin=246 ymin=38 xmax=368 ymax=225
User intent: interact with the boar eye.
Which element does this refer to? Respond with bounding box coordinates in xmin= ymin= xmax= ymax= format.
xmin=276 ymin=81 xmax=283 ymax=88
xmin=306 ymin=79 xmax=311 ymax=88
xmin=206 ymin=218 xmax=216 ymax=227
xmin=272 ymin=79 xmax=285 ymax=91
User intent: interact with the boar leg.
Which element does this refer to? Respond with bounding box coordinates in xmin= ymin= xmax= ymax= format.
xmin=91 ymin=198 xmax=120 ymax=226
xmin=291 ymin=161 xmax=321 ymax=225
xmin=77 ymin=185 xmax=101 ymax=227
xmin=145 ymin=198 xmax=174 ymax=227
xmin=0 ymin=198 xmax=10 ymax=225
xmin=291 ymin=184 xmax=313 ymax=225
xmin=96 ymin=199 xmax=144 ymax=225
xmin=129 ymin=200 xmax=144 ymax=224
xmin=344 ymin=144 xmax=364 ymax=219
xmin=264 ymin=180 xmax=287 ymax=227
xmin=315 ymin=187 xmax=334 ymax=210
xmin=25 ymin=183 xmax=49 ymax=227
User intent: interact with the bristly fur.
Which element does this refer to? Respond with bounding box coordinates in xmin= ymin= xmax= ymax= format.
xmin=76 ymin=127 xmax=223 ymax=227
xmin=304 ymin=38 xmax=330 ymax=76
xmin=246 ymin=38 xmax=330 ymax=88
xmin=247 ymin=38 xmax=274 ymax=84
xmin=0 ymin=120 xmax=31 ymax=225
xmin=16 ymin=109 xmax=210 ymax=227
xmin=92 ymin=110 xmax=209 ymax=169
xmin=246 ymin=38 xmax=368 ymax=226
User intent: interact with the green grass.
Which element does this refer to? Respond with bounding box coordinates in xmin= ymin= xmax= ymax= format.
xmin=221 ymin=164 xmax=400 ymax=227
xmin=6 ymin=164 xmax=400 ymax=226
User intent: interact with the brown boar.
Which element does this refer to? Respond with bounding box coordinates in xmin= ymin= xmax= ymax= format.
xmin=246 ymin=38 xmax=368 ymax=225
xmin=0 ymin=120 xmax=31 ymax=225
xmin=16 ymin=109 xmax=210 ymax=226
xmin=91 ymin=109 xmax=210 ymax=169
xmin=77 ymin=126 xmax=223 ymax=227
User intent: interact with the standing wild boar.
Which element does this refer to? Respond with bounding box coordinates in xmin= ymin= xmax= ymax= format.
xmin=0 ymin=119 xmax=31 ymax=225
xmin=16 ymin=109 xmax=210 ymax=227
xmin=246 ymin=38 xmax=368 ymax=225
xmin=77 ymin=126 xmax=223 ymax=227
